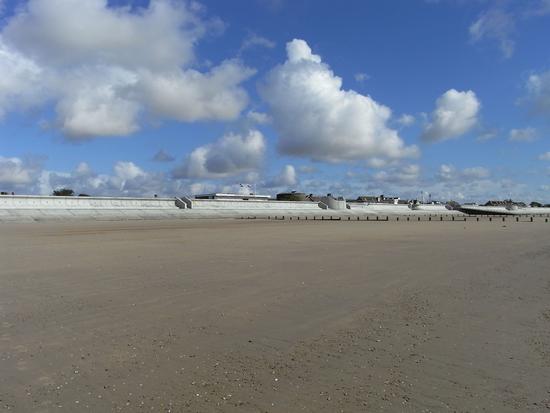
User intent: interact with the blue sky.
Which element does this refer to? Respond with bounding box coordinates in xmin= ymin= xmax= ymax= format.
xmin=0 ymin=0 xmax=549 ymax=202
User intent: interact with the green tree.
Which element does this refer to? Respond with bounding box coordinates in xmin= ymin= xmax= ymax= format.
xmin=52 ymin=188 xmax=75 ymax=196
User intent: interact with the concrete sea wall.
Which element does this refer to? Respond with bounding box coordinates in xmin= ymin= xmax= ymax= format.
xmin=319 ymin=197 xmax=347 ymax=210
xmin=0 ymin=195 xmax=331 ymax=222
xmin=458 ymin=205 xmax=550 ymax=216
xmin=185 ymin=198 xmax=324 ymax=211
xmin=411 ymin=204 xmax=451 ymax=213
xmin=4 ymin=195 xmax=548 ymax=223
xmin=0 ymin=195 xmax=182 ymax=222
xmin=348 ymin=203 xmax=412 ymax=214
xmin=348 ymin=203 xmax=465 ymax=215
xmin=0 ymin=195 xmax=178 ymax=209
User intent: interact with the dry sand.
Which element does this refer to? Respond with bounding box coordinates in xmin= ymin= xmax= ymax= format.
xmin=1 ymin=219 xmax=549 ymax=412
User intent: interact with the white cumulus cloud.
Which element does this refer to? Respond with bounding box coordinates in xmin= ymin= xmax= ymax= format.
xmin=138 ymin=61 xmax=254 ymax=123
xmin=114 ymin=161 xmax=146 ymax=181
xmin=0 ymin=0 xmax=254 ymax=138
xmin=467 ymin=1 xmax=550 ymax=58
xmin=539 ymin=152 xmax=550 ymax=161
xmin=54 ymin=66 xmax=141 ymax=137
xmin=524 ymin=70 xmax=550 ymax=117
xmin=397 ymin=114 xmax=415 ymax=127
xmin=421 ymin=89 xmax=480 ymax=142
xmin=354 ymin=72 xmax=370 ymax=83
xmin=0 ymin=156 xmax=35 ymax=186
xmin=462 ymin=166 xmax=490 ymax=180
xmin=74 ymin=162 xmax=93 ymax=176
xmin=45 ymin=161 xmax=167 ymax=197
xmin=476 ymin=128 xmax=498 ymax=142
xmin=152 ymin=150 xmax=175 ymax=162
xmin=436 ymin=164 xmax=490 ymax=182
xmin=0 ymin=39 xmax=45 ymax=119
xmin=173 ymin=130 xmax=266 ymax=179
xmin=240 ymin=33 xmax=276 ymax=52
xmin=469 ymin=8 xmax=515 ymax=58
xmin=259 ymin=39 xmax=418 ymax=163
xmin=373 ymin=164 xmax=421 ymax=185
xmin=437 ymin=164 xmax=456 ymax=181
xmin=266 ymin=164 xmax=297 ymax=188
xmin=509 ymin=127 xmax=538 ymax=142
xmin=246 ymin=110 xmax=271 ymax=125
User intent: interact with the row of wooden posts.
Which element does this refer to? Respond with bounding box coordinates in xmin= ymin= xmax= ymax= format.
xmin=241 ymin=215 xmax=549 ymax=222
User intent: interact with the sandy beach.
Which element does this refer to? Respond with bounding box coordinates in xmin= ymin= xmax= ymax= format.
xmin=1 ymin=219 xmax=549 ymax=412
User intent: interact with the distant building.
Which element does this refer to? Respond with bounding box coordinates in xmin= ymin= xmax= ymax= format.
xmin=484 ymin=199 xmax=526 ymax=207
xmin=276 ymin=192 xmax=347 ymax=209
xmin=354 ymin=195 xmax=401 ymax=205
xmin=276 ymin=191 xmax=309 ymax=201
xmin=194 ymin=193 xmax=272 ymax=201
xmin=320 ymin=193 xmax=347 ymax=210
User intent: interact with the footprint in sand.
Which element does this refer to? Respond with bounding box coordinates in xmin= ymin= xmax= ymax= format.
xmin=37 ymin=375 xmax=54 ymax=386
xmin=16 ymin=359 xmax=28 ymax=371
xmin=13 ymin=344 xmax=28 ymax=353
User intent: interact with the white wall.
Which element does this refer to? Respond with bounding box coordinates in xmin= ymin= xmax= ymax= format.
xmin=320 ymin=196 xmax=347 ymax=210
xmin=412 ymin=204 xmax=450 ymax=212
xmin=347 ymin=203 xmax=411 ymax=214
xmin=0 ymin=195 xmax=177 ymax=209
xmin=189 ymin=199 xmax=322 ymax=210
xmin=459 ymin=205 xmax=550 ymax=215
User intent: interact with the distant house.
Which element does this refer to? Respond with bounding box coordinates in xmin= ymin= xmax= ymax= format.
xmin=355 ymin=194 xmax=401 ymax=205
xmin=276 ymin=191 xmax=309 ymax=201
xmin=484 ymin=199 xmax=526 ymax=207
xmin=194 ymin=193 xmax=272 ymax=201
